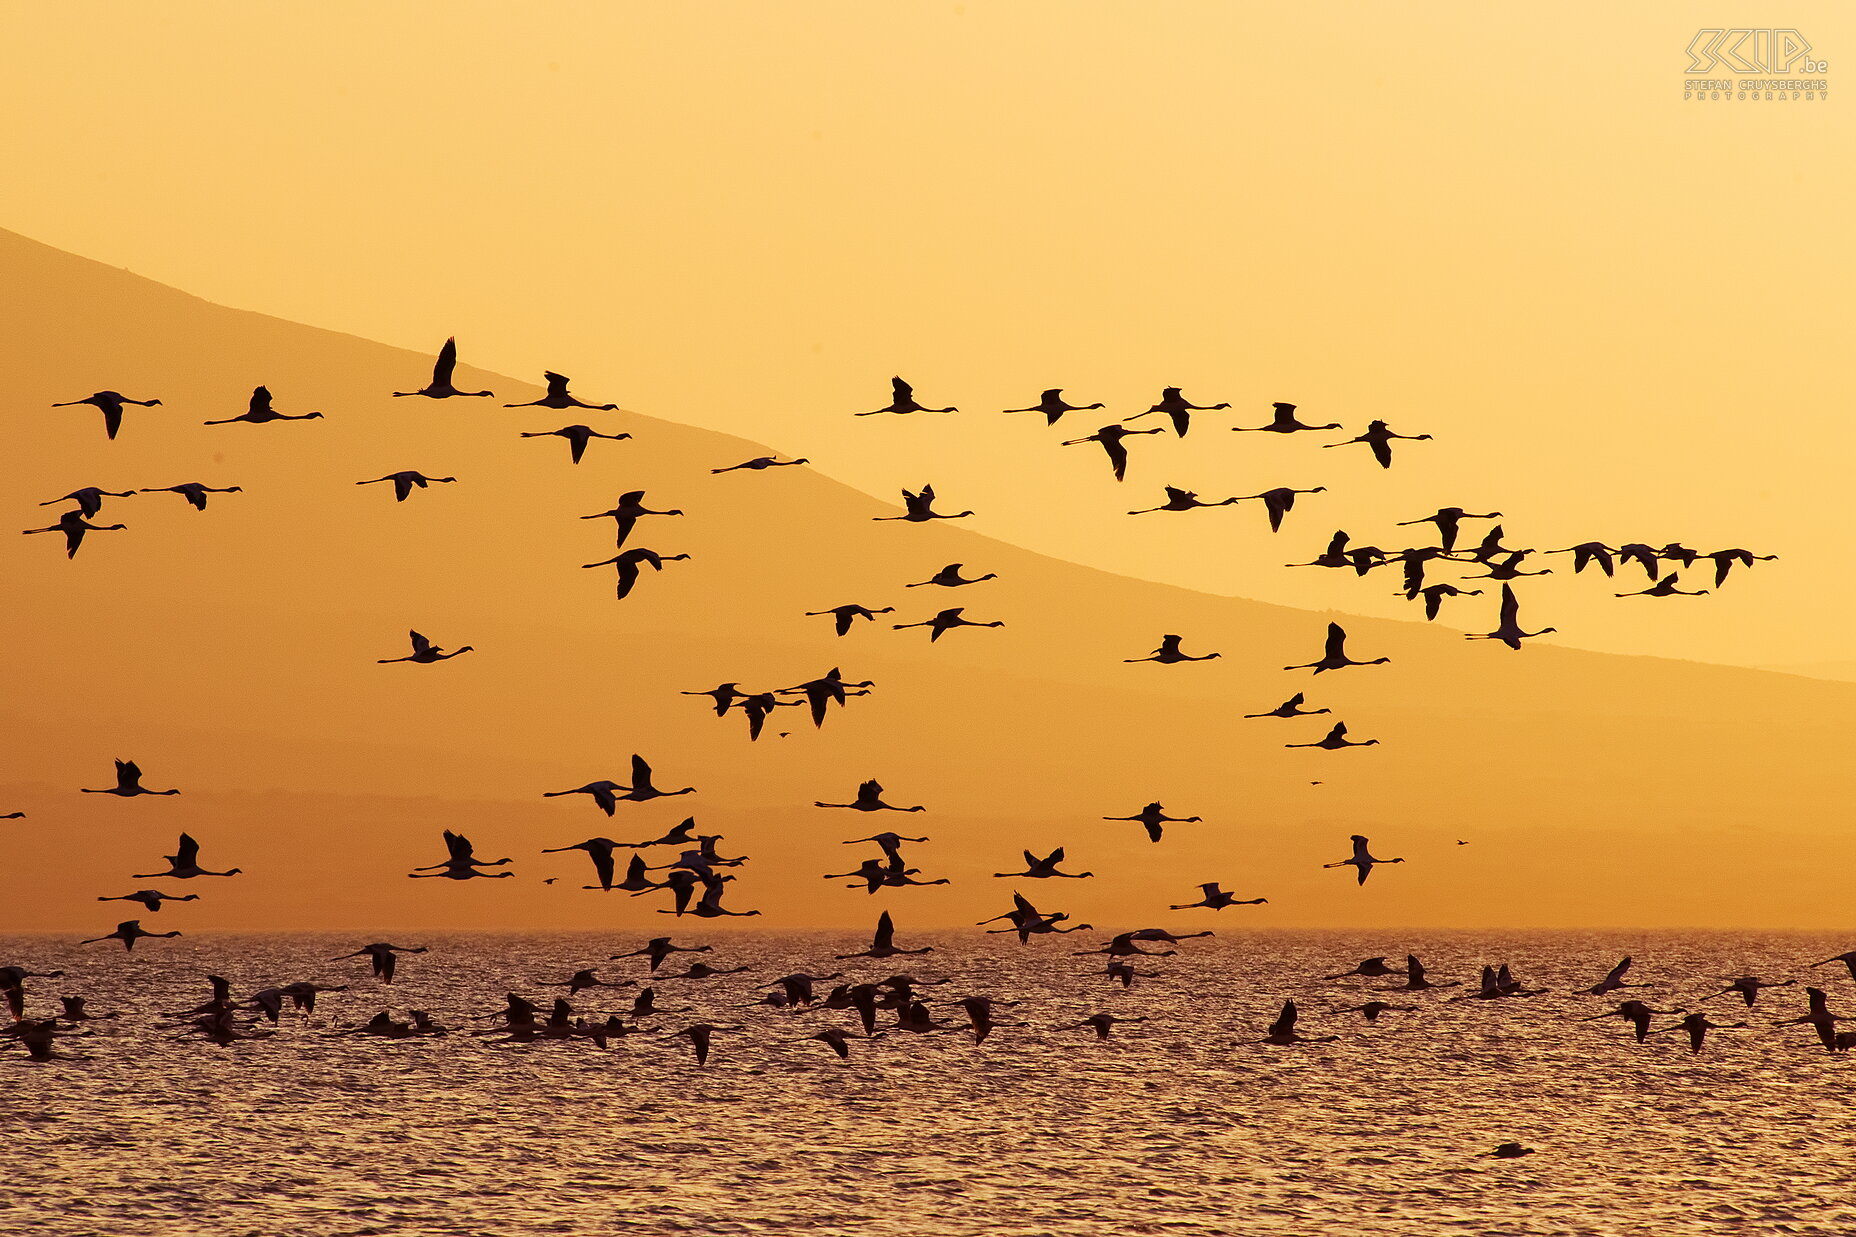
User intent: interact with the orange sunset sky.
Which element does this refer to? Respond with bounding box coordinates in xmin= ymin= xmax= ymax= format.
xmin=2 ymin=3 xmax=1852 ymax=931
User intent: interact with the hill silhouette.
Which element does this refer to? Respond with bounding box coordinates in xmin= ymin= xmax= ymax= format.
xmin=3 ymin=226 xmax=1851 ymax=931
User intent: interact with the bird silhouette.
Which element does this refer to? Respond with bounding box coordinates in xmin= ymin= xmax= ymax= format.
xmin=1321 ymin=957 xmax=1400 ymax=980
xmin=858 ymin=376 xmax=955 ymax=416
xmin=1702 ymin=976 xmax=1794 ymax=1006
xmin=1074 ymin=932 xmax=1180 ymax=960
xmin=580 ymin=491 xmax=683 ymax=549
xmin=138 ymin=483 xmax=242 ymax=511
xmin=1096 ymin=960 xmax=1161 ymax=987
xmin=1168 ymin=883 xmax=1267 ymax=910
xmin=906 ymin=563 xmax=998 ymax=587
xmin=331 ymin=943 xmax=429 ymax=983
xmin=1463 ymin=552 xmax=1549 ymax=582
xmin=406 ymin=831 xmax=512 ymax=880
xmin=1573 ymin=957 xmax=1653 ymax=997
xmin=545 ymin=756 xmax=694 ymax=815
xmin=377 ymin=630 xmax=474 ymax=664
xmin=1579 ymin=999 xmax=1682 ymax=1041
xmin=873 ymin=485 xmax=972 ymax=522
xmin=622 ymin=755 xmax=695 ymax=803
xmin=1228 ymin=486 xmax=1327 ymax=532
xmin=1244 ymin=692 xmax=1330 ymax=720
xmin=1702 ymin=548 xmax=1778 ymax=587
xmin=760 ymin=972 xmax=843 ymax=1007
xmin=1103 ymin=802 xmax=1199 ymax=843
xmin=1286 ymin=530 xmax=1353 ymax=570
xmin=23 ymin=509 xmax=127 ymax=558
xmin=39 ymin=487 xmax=137 ymax=519
xmin=1448 ymin=964 xmax=1546 ymax=1002
xmin=836 ymin=911 xmax=933 ymax=959
xmin=1284 ymin=623 xmax=1389 ymax=673
xmin=133 ymin=833 xmax=240 ymax=879
xmin=711 ymin=455 xmax=809 ymax=473
xmin=1257 ymin=999 xmax=1337 ymax=1045
xmin=81 ymin=920 xmax=180 ymax=952
xmin=504 ymin=372 xmax=619 ymax=411
xmin=818 ymin=779 xmax=924 ymax=813
xmin=1285 ymin=722 xmax=1379 ymax=750
xmin=581 ymin=547 xmax=691 ymax=599
xmin=732 ymin=691 xmax=803 ymax=740
xmin=1126 ymin=486 xmax=1243 ymax=516
xmin=97 ymin=889 xmax=198 ymax=913
xmin=357 ymin=471 xmax=456 ymax=502
xmin=1396 ymin=507 xmax=1502 ymax=552
xmin=1466 ymin=585 xmax=1557 ymax=651
xmin=1393 ymin=955 xmax=1461 ymax=991
xmin=670 ymin=1023 xmax=743 ymax=1066
xmin=1654 ymin=1012 xmax=1746 ymax=1053
xmin=1814 ymin=951 xmax=1856 ymax=984
xmin=394 ymin=338 xmax=493 ymax=398
xmin=53 ymin=391 xmax=162 ymax=439
xmin=1405 ymin=583 xmax=1482 ymax=621
xmin=809 ymin=1028 xmax=869 ymax=1058
xmin=616 ymin=819 xmax=703 ymax=849
xmin=543 ymin=781 xmax=628 ymax=816
xmin=80 ymin=760 xmax=179 ymax=797
xmin=1229 ymin=401 xmax=1339 ymax=434
xmin=1062 ymin=424 xmax=1164 ymax=481
xmin=0 ymin=968 xmax=61 ymax=1021
xmin=994 ymin=848 xmax=1092 ymax=879
xmin=1392 ymin=546 xmax=1457 ymax=596
xmin=1322 ymin=419 xmax=1431 ymax=468
xmin=1323 ymin=835 xmax=1402 ymax=885
xmin=666 ymin=880 xmax=764 ymax=919
xmin=828 ymin=857 xmax=949 ymax=895
xmin=806 ymin=604 xmax=895 ymax=636
xmin=1616 ymin=574 xmax=1709 ymax=598
xmin=600 ymin=854 xmax=670 ymax=893
xmin=520 ymin=424 xmax=632 ymax=464
xmin=1059 ymin=1013 xmax=1147 ymax=1039
xmin=1772 ymin=987 xmax=1847 ymax=1053
xmin=777 ymin=667 xmax=875 ymax=727
xmin=59 ymin=996 xmax=118 ymax=1022
xmin=1544 ymin=542 xmax=1617 ymax=577
xmin=892 ymin=608 xmax=1004 ymax=642
xmin=611 ymin=940 xmax=713 ymax=979
xmin=1002 ymin=389 xmax=1103 ymax=425
xmin=1331 ymin=1001 xmax=1416 ymax=1023
xmin=1127 ymin=387 xmax=1230 ymax=436
xmin=539 ymin=837 xmax=627 ymax=890
xmin=1125 ymin=634 xmax=1220 ymax=664
xmin=681 ymin=683 xmax=742 ymax=717
xmin=204 ymin=386 xmax=324 ymax=425
xmin=1614 ymin=543 xmax=1663 ymax=580
xmin=978 ymin=893 xmax=1090 ymax=943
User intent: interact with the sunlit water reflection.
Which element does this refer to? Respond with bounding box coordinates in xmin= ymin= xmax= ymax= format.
xmin=6 ymin=930 xmax=1856 ymax=1236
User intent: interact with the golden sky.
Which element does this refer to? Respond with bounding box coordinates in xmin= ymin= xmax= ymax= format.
xmin=3 ymin=2 xmax=1849 ymax=667
xmin=3 ymin=4 xmax=1854 ymax=932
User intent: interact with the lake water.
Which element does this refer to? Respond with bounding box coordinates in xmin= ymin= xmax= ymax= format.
xmin=6 ymin=930 xmax=1856 ymax=1236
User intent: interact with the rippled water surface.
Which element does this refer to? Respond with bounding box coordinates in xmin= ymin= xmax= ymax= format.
xmin=7 ymin=930 xmax=1856 ymax=1236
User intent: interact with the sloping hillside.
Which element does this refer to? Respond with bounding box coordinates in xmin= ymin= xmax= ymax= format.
xmin=2 ymin=227 xmax=1849 ymax=930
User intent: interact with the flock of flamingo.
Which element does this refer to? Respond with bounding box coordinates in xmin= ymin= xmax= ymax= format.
xmin=7 ymin=345 xmax=1799 ymax=1108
